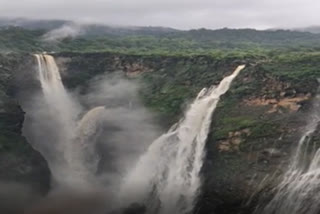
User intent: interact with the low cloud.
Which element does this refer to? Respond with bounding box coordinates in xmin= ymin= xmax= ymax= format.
xmin=42 ymin=23 xmax=84 ymax=41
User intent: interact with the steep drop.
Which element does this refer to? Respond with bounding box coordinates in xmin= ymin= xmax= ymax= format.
xmin=24 ymin=54 xmax=104 ymax=188
xmin=26 ymin=57 xmax=246 ymax=213
xmin=120 ymin=65 xmax=246 ymax=214
xmin=260 ymin=85 xmax=320 ymax=214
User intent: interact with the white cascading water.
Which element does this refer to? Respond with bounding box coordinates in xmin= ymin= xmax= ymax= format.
xmin=260 ymin=85 xmax=320 ymax=214
xmin=30 ymin=56 xmax=246 ymax=213
xmin=31 ymin=54 xmax=104 ymax=188
xmin=120 ymin=65 xmax=246 ymax=214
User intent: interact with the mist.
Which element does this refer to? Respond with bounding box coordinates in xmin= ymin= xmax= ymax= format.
xmin=78 ymin=73 xmax=161 ymax=187
xmin=17 ymin=56 xmax=160 ymax=213
xmin=0 ymin=182 xmax=108 ymax=214
xmin=0 ymin=182 xmax=40 ymax=214
xmin=42 ymin=23 xmax=84 ymax=41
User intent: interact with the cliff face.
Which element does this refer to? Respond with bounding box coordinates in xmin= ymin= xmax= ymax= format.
xmin=199 ymin=65 xmax=317 ymax=213
xmin=63 ymin=53 xmax=320 ymax=212
xmin=54 ymin=52 xmax=319 ymax=212
xmin=0 ymin=54 xmax=50 ymax=193
xmin=55 ymin=53 xmax=248 ymax=126
xmin=0 ymin=52 xmax=319 ymax=212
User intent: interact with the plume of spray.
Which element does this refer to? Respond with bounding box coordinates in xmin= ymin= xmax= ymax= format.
xmin=22 ymin=54 xmax=245 ymax=214
xmin=0 ymin=181 xmax=107 ymax=214
xmin=119 ymin=65 xmax=245 ymax=214
xmin=0 ymin=182 xmax=41 ymax=214
xmin=20 ymin=54 xmax=161 ymax=213
xmin=77 ymin=73 xmax=161 ymax=190
xmin=42 ymin=23 xmax=84 ymax=42
xmin=24 ymin=54 xmax=102 ymax=188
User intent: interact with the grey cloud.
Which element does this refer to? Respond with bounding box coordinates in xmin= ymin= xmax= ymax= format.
xmin=0 ymin=0 xmax=319 ymax=29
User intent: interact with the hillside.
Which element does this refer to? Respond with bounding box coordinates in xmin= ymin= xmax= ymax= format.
xmin=2 ymin=21 xmax=320 ymax=54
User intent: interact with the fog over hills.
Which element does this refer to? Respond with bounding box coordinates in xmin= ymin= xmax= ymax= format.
xmin=0 ymin=18 xmax=70 ymax=30
xmin=0 ymin=18 xmax=179 ymax=37
xmin=1 ymin=17 xmax=320 ymax=35
xmin=1 ymin=17 xmax=320 ymax=53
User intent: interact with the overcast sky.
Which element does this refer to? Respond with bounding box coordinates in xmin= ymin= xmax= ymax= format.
xmin=0 ymin=0 xmax=318 ymax=29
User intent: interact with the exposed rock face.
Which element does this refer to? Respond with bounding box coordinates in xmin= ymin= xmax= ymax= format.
xmin=54 ymin=53 xmax=157 ymax=89
xmin=0 ymin=54 xmax=50 ymax=194
xmin=198 ymin=65 xmax=318 ymax=213
xmin=114 ymin=57 xmax=153 ymax=77
xmin=245 ymin=93 xmax=311 ymax=113
xmin=218 ymin=129 xmax=251 ymax=152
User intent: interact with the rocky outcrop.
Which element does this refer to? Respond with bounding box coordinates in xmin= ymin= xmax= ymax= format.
xmin=244 ymin=76 xmax=312 ymax=113
xmin=218 ymin=129 xmax=251 ymax=152
xmin=245 ymin=95 xmax=310 ymax=113
xmin=54 ymin=53 xmax=156 ymax=88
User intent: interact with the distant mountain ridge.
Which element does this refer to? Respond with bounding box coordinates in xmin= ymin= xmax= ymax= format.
xmin=2 ymin=17 xmax=320 ymax=37
xmin=0 ymin=18 xmax=179 ymax=37
xmin=2 ymin=18 xmax=320 ymax=52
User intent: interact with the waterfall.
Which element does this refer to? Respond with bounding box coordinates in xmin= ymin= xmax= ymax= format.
xmin=120 ymin=65 xmax=246 ymax=214
xmin=260 ymin=85 xmax=320 ymax=214
xmin=26 ymin=54 xmax=104 ymax=188
xmin=28 ymin=56 xmax=246 ymax=213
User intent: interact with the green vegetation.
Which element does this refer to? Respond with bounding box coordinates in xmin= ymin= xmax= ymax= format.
xmin=137 ymin=55 xmax=242 ymax=124
xmin=2 ymin=24 xmax=320 ymax=206
xmin=1 ymin=24 xmax=320 ymax=148
xmin=2 ymin=26 xmax=320 ymax=54
xmin=262 ymin=52 xmax=320 ymax=81
xmin=213 ymin=116 xmax=257 ymax=140
xmin=0 ymin=27 xmax=45 ymax=52
xmin=54 ymin=29 xmax=320 ymax=54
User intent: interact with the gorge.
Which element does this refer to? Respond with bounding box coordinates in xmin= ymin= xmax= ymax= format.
xmin=5 ymin=0 xmax=320 ymax=212
xmin=21 ymin=53 xmax=246 ymax=213
xmin=0 ymin=49 xmax=320 ymax=214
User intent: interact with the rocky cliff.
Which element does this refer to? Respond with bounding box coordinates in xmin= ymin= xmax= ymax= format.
xmin=52 ymin=52 xmax=320 ymax=213
xmin=0 ymin=52 xmax=319 ymax=213
xmin=0 ymin=53 xmax=50 ymax=194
